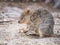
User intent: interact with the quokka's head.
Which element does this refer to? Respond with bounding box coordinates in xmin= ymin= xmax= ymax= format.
xmin=20 ymin=9 xmax=31 ymax=24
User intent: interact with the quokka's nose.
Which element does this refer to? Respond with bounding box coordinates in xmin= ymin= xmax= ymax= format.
xmin=18 ymin=21 xmax=20 ymax=23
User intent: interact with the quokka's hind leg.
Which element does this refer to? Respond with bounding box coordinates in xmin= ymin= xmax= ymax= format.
xmin=38 ymin=30 xmax=44 ymax=38
xmin=35 ymin=27 xmax=50 ymax=38
xmin=36 ymin=29 xmax=51 ymax=38
xmin=35 ymin=28 xmax=44 ymax=38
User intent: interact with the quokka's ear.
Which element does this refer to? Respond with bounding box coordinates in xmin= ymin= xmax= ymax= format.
xmin=24 ymin=9 xmax=30 ymax=15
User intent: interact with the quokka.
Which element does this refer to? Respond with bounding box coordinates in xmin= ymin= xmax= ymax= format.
xmin=20 ymin=8 xmax=54 ymax=38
